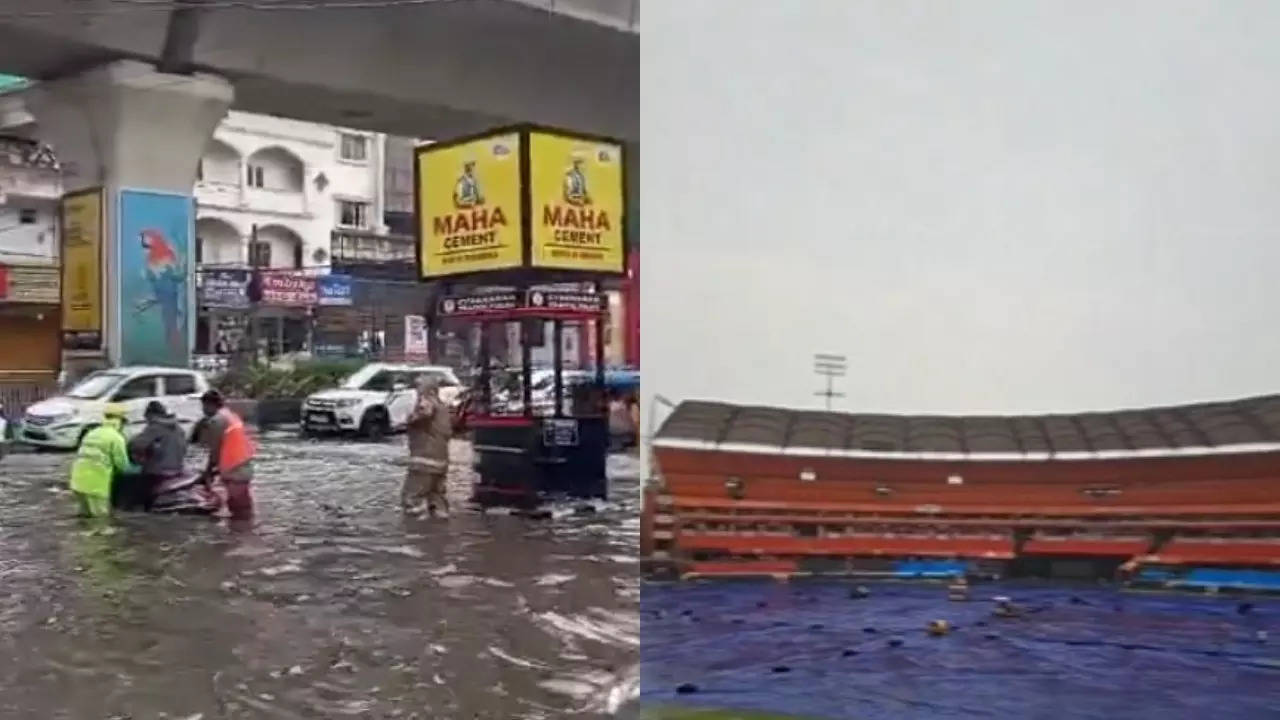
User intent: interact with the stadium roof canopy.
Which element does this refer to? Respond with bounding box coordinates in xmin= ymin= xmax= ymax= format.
xmin=654 ymin=395 xmax=1280 ymax=461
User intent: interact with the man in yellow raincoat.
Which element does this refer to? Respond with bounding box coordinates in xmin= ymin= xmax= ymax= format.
xmin=70 ymin=403 xmax=138 ymax=518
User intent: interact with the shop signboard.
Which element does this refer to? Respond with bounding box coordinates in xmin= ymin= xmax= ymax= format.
xmin=436 ymin=289 xmax=605 ymax=318
xmin=0 ymin=265 xmax=60 ymax=304
xmin=317 ymin=274 xmax=354 ymax=306
xmin=260 ymin=273 xmax=317 ymax=307
xmin=437 ymin=290 xmax=520 ymax=317
xmin=200 ymin=269 xmax=250 ymax=309
xmin=526 ymin=289 xmax=606 ymax=312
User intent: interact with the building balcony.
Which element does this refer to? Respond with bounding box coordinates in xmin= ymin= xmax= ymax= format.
xmin=330 ymin=229 xmax=416 ymax=280
xmin=194 ymin=180 xmax=243 ymax=208
xmin=244 ymin=186 xmax=309 ymax=216
xmin=195 ymin=182 xmax=310 ymax=217
xmin=0 ymin=136 xmax=60 ymax=201
xmin=0 ymin=135 xmax=57 ymax=171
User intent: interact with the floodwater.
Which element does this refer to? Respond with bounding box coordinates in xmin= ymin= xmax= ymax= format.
xmin=641 ymin=580 xmax=1280 ymax=720
xmin=0 ymin=433 xmax=639 ymax=719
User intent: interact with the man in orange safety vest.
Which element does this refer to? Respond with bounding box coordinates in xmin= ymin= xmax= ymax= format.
xmin=197 ymin=389 xmax=256 ymax=519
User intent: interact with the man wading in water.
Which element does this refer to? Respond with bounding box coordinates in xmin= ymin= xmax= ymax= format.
xmin=196 ymin=389 xmax=256 ymax=519
xmin=404 ymin=375 xmax=452 ymax=517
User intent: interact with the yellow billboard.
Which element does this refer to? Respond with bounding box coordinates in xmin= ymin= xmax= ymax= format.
xmin=528 ymin=132 xmax=625 ymax=273
xmin=59 ymin=188 xmax=103 ymax=349
xmin=417 ymin=133 xmax=524 ymax=278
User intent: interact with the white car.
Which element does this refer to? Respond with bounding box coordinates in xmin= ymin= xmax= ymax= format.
xmin=302 ymin=362 xmax=461 ymax=439
xmin=19 ymin=366 xmax=210 ymax=450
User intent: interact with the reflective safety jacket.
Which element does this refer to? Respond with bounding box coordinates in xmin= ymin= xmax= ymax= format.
xmin=203 ymin=408 xmax=254 ymax=482
xmin=70 ymin=419 xmax=137 ymax=498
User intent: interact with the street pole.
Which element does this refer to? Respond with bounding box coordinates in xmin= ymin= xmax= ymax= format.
xmin=249 ymin=223 xmax=260 ymax=365
xmin=813 ymin=353 xmax=847 ymax=411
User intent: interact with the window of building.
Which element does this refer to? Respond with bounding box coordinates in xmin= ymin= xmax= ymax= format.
xmin=337 ymin=200 xmax=369 ymax=228
xmin=250 ymin=240 xmax=271 ymax=268
xmin=247 ymin=164 xmax=265 ymax=188
xmin=293 ymin=241 xmax=304 ymax=270
xmin=18 ymin=208 xmax=37 ymax=224
xmin=340 ymin=133 xmax=368 ymax=162
xmin=196 ymin=237 xmax=204 ymax=264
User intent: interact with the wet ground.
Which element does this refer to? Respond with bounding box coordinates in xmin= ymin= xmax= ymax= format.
xmin=641 ymin=580 xmax=1280 ymax=720
xmin=0 ymin=433 xmax=639 ymax=719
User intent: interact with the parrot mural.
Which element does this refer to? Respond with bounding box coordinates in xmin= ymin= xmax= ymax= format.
xmin=134 ymin=228 xmax=186 ymax=358
xmin=118 ymin=191 xmax=193 ymax=367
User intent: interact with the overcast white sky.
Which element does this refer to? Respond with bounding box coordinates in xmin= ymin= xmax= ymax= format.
xmin=641 ymin=0 xmax=1280 ymax=419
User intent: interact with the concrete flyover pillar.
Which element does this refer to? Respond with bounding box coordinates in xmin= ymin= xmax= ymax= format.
xmin=25 ymin=59 xmax=233 ymax=371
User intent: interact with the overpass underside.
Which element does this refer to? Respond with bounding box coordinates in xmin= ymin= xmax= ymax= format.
xmin=0 ymin=0 xmax=638 ymax=141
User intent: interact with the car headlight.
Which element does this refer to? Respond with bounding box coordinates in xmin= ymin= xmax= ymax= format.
xmin=336 ymin=399 xmax=361 ymax=408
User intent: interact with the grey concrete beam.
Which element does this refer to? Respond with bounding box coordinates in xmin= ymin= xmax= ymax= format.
xmin=506 ymin=0 xmax=640 ymax=32
xmin=0 ymin=0 xmax=637 ymax=140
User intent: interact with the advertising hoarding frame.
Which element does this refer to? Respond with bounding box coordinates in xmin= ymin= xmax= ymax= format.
xmin=413 ymin=123 xmax=631 ymax=285
xmin=116 ymin=188 xmax=196 ymax=368
xmin=58 ymin=186 xmax=105 ymax=351
xmin=526 ymin=130 xmax=626 ymax=274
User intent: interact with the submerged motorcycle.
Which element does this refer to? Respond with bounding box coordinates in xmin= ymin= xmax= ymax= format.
xmin=111 ymin=473 xmax=221 ymax=515
xmin=151 ymin=474 xmax=221 ymax=514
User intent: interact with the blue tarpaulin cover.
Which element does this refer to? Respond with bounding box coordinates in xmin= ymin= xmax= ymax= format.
xmin=641 ymin=580 xmax=1280 ymax=720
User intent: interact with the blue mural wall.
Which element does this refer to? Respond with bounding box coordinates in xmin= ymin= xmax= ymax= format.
xmin=118 ymin=190 xmax=194 ymax=367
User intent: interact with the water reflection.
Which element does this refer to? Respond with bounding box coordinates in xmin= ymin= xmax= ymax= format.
xmin=0 ymin=434 xmax=639 ymax=718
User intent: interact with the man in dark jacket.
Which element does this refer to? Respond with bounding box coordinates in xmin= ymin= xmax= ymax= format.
xmin=115 ymin=400 xmax=188 ymax=510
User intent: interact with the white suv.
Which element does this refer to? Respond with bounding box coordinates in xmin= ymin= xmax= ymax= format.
xmin=302 ymin=362 xmax=462 ymax=439
xmin=19 ymin=366 xmax=210 ymax=450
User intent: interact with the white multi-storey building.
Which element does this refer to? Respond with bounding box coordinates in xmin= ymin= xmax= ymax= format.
xmin=0 ymin=90 xmax=393 ymax=369
xmin=195 ymin=111 xmax=386 ymax=272
xmin=0 ymin=134 xmax=59 ymax=266
xmin=0 ymin=132 xmax=63 ymax=390
xmin=0 ymin=96 xmax=388 ymax=273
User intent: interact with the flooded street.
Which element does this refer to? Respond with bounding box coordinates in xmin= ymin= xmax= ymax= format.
xmin=0 ymin=433 xmax=639 ymax=719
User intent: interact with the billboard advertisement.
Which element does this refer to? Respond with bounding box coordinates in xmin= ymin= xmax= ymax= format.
xmin=416 ymin=132 xmax=523 ymax=278
xmin=59 ymin=188 xmax=103 ymax=350
xmin=118 ymin=189 xmax=194 ymax=367
xmin=529 ymin=132 xmax=625 ymax=274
